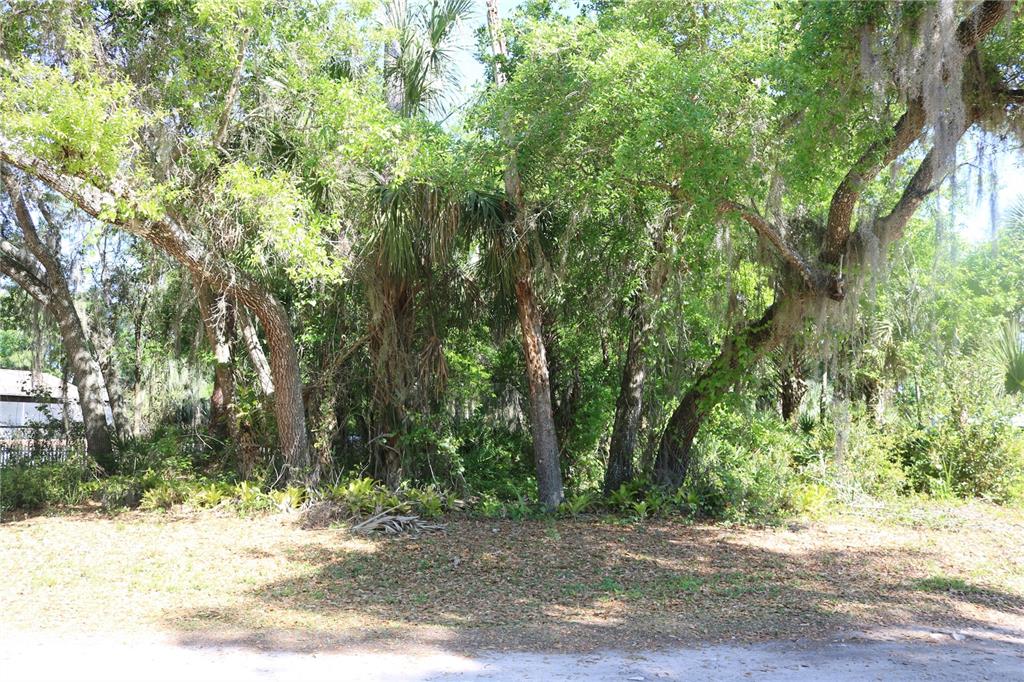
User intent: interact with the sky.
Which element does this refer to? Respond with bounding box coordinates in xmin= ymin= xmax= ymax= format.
xmin=448 ymin=0 xmax=1023 ymax=242
xmin=956 ymin=140 xmax=1024 ymax=242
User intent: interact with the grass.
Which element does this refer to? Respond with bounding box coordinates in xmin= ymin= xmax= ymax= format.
xmin=913 ymin=575 xmax=986 ymax=594
xmin=0 ymin=500 xmax=1022 ymax=652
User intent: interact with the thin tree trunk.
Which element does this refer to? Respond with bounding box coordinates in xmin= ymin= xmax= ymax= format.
xmin=780 ymin=369 xmax=799 ymax=422
xmin=131 ymin=289 xmax=148 ymax=436
xmin=604 ymin=290 xmax=651 ymax=493
xmin=93 ymin=328 xmax=131 ymax=438
xmin=195 ymin=282 xmax=236 ymax=444
xmin=30 ymin=301 xmax=43 ymax=386
xmin=236 ymin=306 xmax=275 ymax=396
xmin=513 ymin=245 xmax=563 ymax=510
xmin=779 ymin=347 xmax=806 ymax=423
xmin=0 ymin=168 xmax=116 ymax=470
xmin=487 ymin=0 xmax=564 ymax=510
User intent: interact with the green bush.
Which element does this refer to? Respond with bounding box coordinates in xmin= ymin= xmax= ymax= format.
xmin=403 ymin=485 xmax=446 ymax=519
xmin=140 ymin=479 xmax=189 ymax=510
xmin=325 ymin=476 xmax=402 ymax=515
xmin=803 ymin=416 xmax=908 ymax=502
xmin=0 ymin=465 xmax=49 ymax=512
xmin=897 ymin=414 xmax=1024 ymax=503
xmin=233 ymin=481 xmax=275 ymax=514
xmin=681 ymin=406 xmax=800 ymax=522
xmin=187 ymin=480 xmax=234 ymax=508
xmin=270 ymin=485 xmax=306 ymax=511
xmin=88 ymin=476 xmax=147 ymax=510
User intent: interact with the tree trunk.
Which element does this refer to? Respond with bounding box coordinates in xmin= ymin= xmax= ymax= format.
xmin=131 ymin=291 xmax=148 ymax=436
xmin=604 ymin=290 xmax=651 ymax=493
xmin=514 ymin=245 xmax=564 ymax=510
xmin=0 ymin=168 xmax=116 ymax=471
xmin=367 ymin=280 xmax=414 ymax=489
xmin=0 ymin=149 xmax=315 ymax=484
xmin=486 ymin=0 xmax=564 ymax=511
xmin=51 ymin=296 xmax=117 ymax=471
xmin=236 ymin=306 xmax=275 ymax=396
xmin=195 ymin=282 xmax=236 ymax=444
xmin=252 ymin=294 xmax=313 ymax=484
xmin=93 ymin=328 xmax=131 ymax=438
xmin=654 ymin=302 xmax=783 ymax=488
xmin=778 ymin=348 xmax=806 ymax=423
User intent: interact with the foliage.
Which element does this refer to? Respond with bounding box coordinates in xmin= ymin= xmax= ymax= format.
xmin=680 ymin=406 xmax=801 ymax=523
xmin=0 ymin=0 xmax=1022 ymax=524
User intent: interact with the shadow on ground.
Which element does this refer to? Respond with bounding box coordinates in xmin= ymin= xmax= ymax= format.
xmin=166 ymin=518 xmax=1024 ymax=654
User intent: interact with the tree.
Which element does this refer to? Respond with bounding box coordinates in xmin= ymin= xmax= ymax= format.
xmin=651 ymin=0 xmax=1019 ymax=487
xmin=484 ymin=0 xmax=564 ymax=510
xmin=0 ymin=168 xmax=116 ymax=470
xmin=0 ymin=1 xmax=384 ymax=484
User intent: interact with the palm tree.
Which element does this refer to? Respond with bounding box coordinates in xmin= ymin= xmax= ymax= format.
xmin=383 ymin=0 xmax=474 ymax=117
xmin=362 ymin=0 xmax=474 ymax=486
xmin=484 ymin=0 xmax=564 ymax=510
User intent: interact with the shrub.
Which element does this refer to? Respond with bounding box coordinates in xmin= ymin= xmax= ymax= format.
xmin=187 ymin=480 xmax=233 ymax=508
xmin=87 ymin=475 xmax=150 ymax=510
xmin=681 ymin=406 xmax=800 ymax=522
xmin=270 ymin=485 xmax=306 ymax=511
xmin=140 ymin=479 xmax=189 ymax=510
xmin=403 ymin=485 xmax=446 ymax=519
xmin=325 ymin=477 xmax=402 ymax=515
xmin=899 ymin=414 xmax=1024 ymax=503
xmin=559 ymin=491 xmax=596 ymax=518
xmin=233 ymin=481 xmax=275 ymax=514
xmin=0 ymin=465 xmax=49 ymax=512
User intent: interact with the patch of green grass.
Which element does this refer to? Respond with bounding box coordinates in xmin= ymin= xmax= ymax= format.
xmin=560 ymin=576 xmax=639 ymax=599
xmin=912 ymin=575 xmax=983 ymax=594
xmin=656 ymin=574 xmax=706 ymax=594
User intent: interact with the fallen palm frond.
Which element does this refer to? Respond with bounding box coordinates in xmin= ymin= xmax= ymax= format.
xmin=298 ymin=500 xmax=446 ymax=534
xmin=350 ymin=508 xmax=446 ymax=535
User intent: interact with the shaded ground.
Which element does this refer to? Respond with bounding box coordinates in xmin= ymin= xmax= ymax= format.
xmin=0 ymin=501 xmax=1022 ymax=654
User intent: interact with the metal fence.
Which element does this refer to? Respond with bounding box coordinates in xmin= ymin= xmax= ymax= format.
xmin=0 ymin=427 xmax=84 ymax=467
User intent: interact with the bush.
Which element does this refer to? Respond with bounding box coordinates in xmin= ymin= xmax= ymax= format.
xmin=802 ymin=416 xmax=908 ymax=502
xmin=896 ymin=413 xmax=1024 ymax=503
xmin=233 ymin=481 xmax=276 ymax=514
xmin=0 ymin=465 xmax=49 ymax=512
xmin=681 ymin=406 xmax=800 ymax=522
xmin=140 ymin=479 xmax=189 ymax=510
xmin=1 ymin=453 xmax=99 ymax=513
xmin=88 ymin=476 xmax=146 ymax=510
xmin=187 ymin=480 xmax=233 ymax=508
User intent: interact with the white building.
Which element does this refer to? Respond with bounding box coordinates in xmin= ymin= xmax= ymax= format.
xmin=0 ymin=368 xmax=83 ymax=429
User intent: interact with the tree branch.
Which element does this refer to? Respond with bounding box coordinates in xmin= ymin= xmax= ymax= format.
xmin=820 ymin=0 xmax=1011 ymax=266
xmin=0 ymin=245 xmax=52 ymax=306
xmin=720 ymin=201 xmax=843 ymax=300
xmin=213 ymin=27 xmax=252 ymax=150
xmin=0 ymin=135 xmax=270 ymax=314
xmin=1 ymin=165 xmax=64 ymax=279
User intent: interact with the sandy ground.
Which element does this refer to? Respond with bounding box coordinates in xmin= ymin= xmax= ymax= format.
xmin=2 ymin=627 xmax=1022 ymax=681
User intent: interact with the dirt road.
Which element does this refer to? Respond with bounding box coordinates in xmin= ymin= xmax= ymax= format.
xmin=2 ymin=628 xmax=1021 ymax=681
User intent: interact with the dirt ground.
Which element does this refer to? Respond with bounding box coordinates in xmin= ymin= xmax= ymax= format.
xmin=2 ymin=628 xmax=1023 ymax=681
xmin=1 ymin=501 xmax=1022 ymax=654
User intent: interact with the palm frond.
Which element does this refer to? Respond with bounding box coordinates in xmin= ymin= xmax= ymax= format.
xmin=994 ymin=317 xmax=1024 ymax=395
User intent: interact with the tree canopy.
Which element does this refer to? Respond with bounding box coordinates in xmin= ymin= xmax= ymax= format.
xmin=1 ymin=0 xmax=1023 ymax=513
